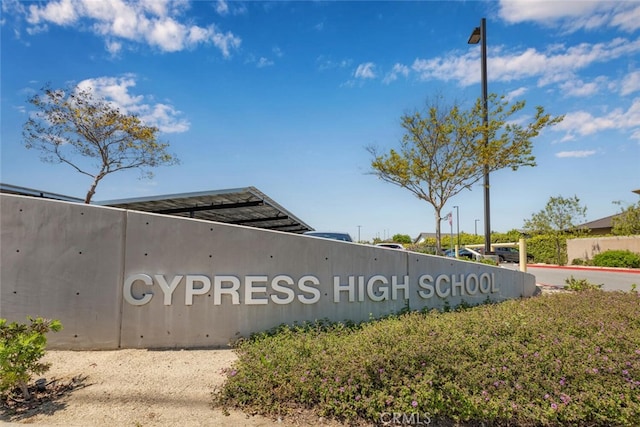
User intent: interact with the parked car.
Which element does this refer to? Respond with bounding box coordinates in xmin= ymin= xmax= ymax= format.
xmin=485 ymin=246 xmax=533 ymax=263
xmin=375 ymin=243 xmax=405 ymax=250
xmin=443 ymin=248 xmax=475 ymax=259
xmin=303 ymin=231 xmax=353 ymax=242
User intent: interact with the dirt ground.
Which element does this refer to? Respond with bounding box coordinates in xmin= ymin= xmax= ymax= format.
xmin=0 ymin=348 xmax=342 ymax=426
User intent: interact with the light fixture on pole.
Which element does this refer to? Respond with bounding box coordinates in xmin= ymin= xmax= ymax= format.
xmin=468 ymin=18 xmax=491 ymax=254
xmin=453 ymin=205 xmax=460 ymax=249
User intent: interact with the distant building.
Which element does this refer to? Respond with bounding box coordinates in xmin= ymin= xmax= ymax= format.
xmin=578 ymin=189 xmax=639 ymax=235
xmin=578 ymin=215 xmax=620 ymax=235
xmin=414 ymin=232 xmax=438 ymax=244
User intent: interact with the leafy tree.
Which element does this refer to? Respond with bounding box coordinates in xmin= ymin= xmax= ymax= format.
xmin=391 ymin=234 xmax=412 ymax=244
xmin=23 ymin=85 xmax=179 ymax=203
xmin=368 ymin=94 xmax=562 ymax=253
xmin=523 ymin=195 xmax=587 ymax=265
xmin=611 ymin=200 xmax=640 ymax=236
xmin=491 ymin=229 xmax=527 ymax=244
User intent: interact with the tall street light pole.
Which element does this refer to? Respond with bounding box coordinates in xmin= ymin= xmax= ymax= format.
xmin=468 ymin=18 xmax=491 ymax=254
xmin=475 ymin=219 xmax=480 ymax=236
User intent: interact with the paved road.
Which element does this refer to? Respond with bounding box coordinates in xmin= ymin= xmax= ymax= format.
xmin=501 ymin=263 xmax=640 ymax=292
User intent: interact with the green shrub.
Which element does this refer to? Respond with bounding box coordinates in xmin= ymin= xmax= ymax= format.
xmin=592 ymin=250 xmax=640 ymax=268
xmin=564 ymin=275 xmax=602 ymax=292
xmin=474 ymin=257 xmax=498 ymax=266
xmin=0 ymin=317 xmax=62 ymax=400
xmin=527 ymin=234 xmax=567 ymax=265
xmin=214 ymin=292 xmax=640 ymax=426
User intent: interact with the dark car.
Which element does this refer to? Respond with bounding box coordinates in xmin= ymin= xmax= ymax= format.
xmin=491 ymin=246 xmax=533 ymax=263
xmin=303 ymin=231 xmax=353 ymax=242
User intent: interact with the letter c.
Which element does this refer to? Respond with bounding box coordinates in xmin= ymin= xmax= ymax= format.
xmin=124 ymin=274 xmax=153 ymax=306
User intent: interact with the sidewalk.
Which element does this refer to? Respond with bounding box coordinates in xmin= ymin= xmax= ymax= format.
xmin=527 ymin=264 xmax=640 ymax=274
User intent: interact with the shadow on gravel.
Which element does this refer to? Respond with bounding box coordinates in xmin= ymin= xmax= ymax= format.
xmin=0 ymin=375 xmax=88 ymax=423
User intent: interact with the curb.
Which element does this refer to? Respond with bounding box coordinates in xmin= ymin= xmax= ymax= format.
xmin=526 ymin=264 xmax=640 ymax=274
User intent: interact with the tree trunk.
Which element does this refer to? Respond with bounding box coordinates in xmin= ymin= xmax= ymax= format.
xmin=84 ymin=174 xmax=102 ymax=204
xmin=19 ymin=380 xmax=30 ymax=400
xmin=435 ymin=209 xmax=442 ymax=254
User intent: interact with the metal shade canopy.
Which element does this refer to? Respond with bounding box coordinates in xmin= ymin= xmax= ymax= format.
xmin=1 ymin=183 xmax=313 ymax=233
xmin=98 ymin=187 xmax=313 ymax=234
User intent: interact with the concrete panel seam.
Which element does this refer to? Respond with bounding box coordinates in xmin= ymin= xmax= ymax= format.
xmin=117 ymin=210 xmax=128 ymax=349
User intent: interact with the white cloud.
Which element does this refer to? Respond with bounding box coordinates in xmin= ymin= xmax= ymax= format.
xmin=76 ymin=75 xmax=190 ymax=133
xmin=140 ymin=103 xmax=190 ymax=133
xmin=256 ymin=57 xmax=273 ymax=68
xmin=610 ymin=3 xmax=640 ymax=32
xmin=498 ymin=1 xmax=640 ymax=32
xmin=213 ymin=0 xmax=246 ymax=17
xmin=354 ymin=62 xmax=376 ymax=79
xmin=559 ymin=134 xmax=576 ymax=143
xmin=27 ymin=0 xmax=78 ymax=25
xmin=147 ymin=18 xmax=184 ymax=52
xmin=555 ymin=150 xmax=597 ymax=158
xmin=317 ymin=56 xmax=351 ymax=71
xmin=23 ymin=0 xmax=241 ymax=56
xmin=554 ymin=98 xmax=640 ymax=138
xmin=105 ymin=39 xmax=123 ymax=56
xmin=559 ymin=77 xmax=607 ymax=97
xmin=215 ymin=0 xmax=229 ymax=16
xmin=409 ymin=37 xmax=640 ymax=90
xmin=211 ymin=30 xmax=241 ymax=58
xmin=621 ymin=71 xmax=640 ymax=96
xmin=505 ymin=87 xmax=528 ymax=101
xmin=77 ymin=75 xmax=142 ymax=107
xmin=383 ymin=63 xmax=409 ymax=85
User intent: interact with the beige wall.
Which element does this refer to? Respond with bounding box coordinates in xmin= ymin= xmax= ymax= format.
xmin=567 ymin=235 xmax=640 ymax=262
xmin=1 ymin=194 xmax=536 ymax=350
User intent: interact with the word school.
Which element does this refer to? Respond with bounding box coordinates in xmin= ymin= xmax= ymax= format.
xmin=124 ymin=273 xmax=499 ymax=306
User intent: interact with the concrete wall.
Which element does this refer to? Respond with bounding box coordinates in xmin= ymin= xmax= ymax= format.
xmin=567 ymin=235 xmax=640 ymax=262
xmin=1 ymin=194 xmax=536 ymax=350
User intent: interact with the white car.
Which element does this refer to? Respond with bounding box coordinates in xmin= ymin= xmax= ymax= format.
xmin=375 ymin=243 xmax=405 ymax=250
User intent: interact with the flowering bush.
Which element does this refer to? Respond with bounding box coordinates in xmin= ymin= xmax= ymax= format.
xmin=213 ymin=291 xmax=640 ymax=425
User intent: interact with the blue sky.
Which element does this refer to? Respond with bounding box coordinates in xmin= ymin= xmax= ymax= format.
xmin=1 ymin=0 xmax=639 ymax=242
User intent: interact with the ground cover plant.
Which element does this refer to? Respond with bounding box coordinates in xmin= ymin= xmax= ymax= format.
xmin=0 ymin=317 xmax=62 ymax=400
xmin=564 ymin=276 xmax=603 ymax=292
xmin=213 ymin=291 xmax=640 ymax=426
